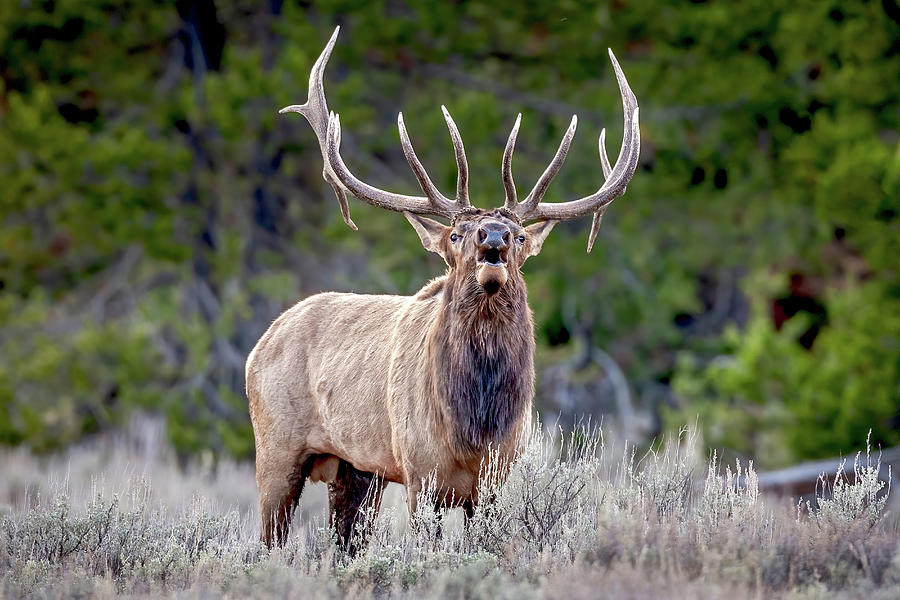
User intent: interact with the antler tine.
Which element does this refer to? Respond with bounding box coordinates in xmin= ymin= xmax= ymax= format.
xmin=280 ymin=26 xmax=461 ymax=223
xmin=326 ymin=113 xmax=453 ymax=216
xmin=518 ymin=115 xmax=578 ymax=214
xmin=502 ymin=113 xmax=522 ymax=210
xmin=397 ymin=112 xmax=453 ymax=212
xmin=279 ymin=26 xmax=339 ymax=143
xmin=513 ymin=48 xmax=640 ymax=230
xmin=598 ymin=128 xmax=612 ymax=177
xmin=586 ymin=128 xmax=612 ymax=253
xmin=441 ymin=106 xmax=470 ymax=207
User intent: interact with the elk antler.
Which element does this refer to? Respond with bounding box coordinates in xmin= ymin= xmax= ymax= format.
xmin=501 ymin=49 xmax=640 ymax=250
xmin=280 ymin=27 xmax=470 ymax=225
xmin=282 ymin=27 xmax=640 ymax=246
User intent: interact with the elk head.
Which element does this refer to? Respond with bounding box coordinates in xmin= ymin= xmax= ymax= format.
xmin=403 ymin=209 xmax=554 ymax=296
xmin=280 ymin=27 xmax=640 ymax=294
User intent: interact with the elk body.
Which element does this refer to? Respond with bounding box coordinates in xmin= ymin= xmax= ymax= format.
xmin=246 ymin=27 xmax=640 ymax=550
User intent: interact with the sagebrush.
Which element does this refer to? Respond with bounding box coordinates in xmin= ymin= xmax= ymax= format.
xmin=1 ymin=425 xmax=898 ymax=599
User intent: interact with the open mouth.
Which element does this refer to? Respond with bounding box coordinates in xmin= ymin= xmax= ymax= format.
xmin=477 ymin=247 xmax=508 ymax=266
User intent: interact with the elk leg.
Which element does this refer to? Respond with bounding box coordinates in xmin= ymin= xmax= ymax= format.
xmin=462 ymin=498 xmax=476 ymax=524
xmin=406 ymin=479 xmax=421 ymax=516
xmin=257 ymin=452 xmax=312 ymax=548
xmin=328 ymin=460 xmax=384 ymax=556
xmin=404 ymin=479 xmax=446 ymax=540
xmin=431 ymin=498 xmax=447 ymax=540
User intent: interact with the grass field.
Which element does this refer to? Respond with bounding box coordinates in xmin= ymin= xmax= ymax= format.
xmin=1 ymin=419 xmax=898 ymax=599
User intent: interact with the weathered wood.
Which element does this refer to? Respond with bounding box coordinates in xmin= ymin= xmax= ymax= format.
xmin=757 ymin=446 xmax=900 ymax=500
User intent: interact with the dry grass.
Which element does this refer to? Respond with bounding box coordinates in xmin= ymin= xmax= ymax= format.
xmin=1 ymin=420 xmax=898 ymax=599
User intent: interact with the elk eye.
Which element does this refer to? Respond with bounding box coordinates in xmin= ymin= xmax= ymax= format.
xmin=516 ymin=234 xmax=525 ymax=243
xmin=450 ymin=233 xmax=460 ymax=243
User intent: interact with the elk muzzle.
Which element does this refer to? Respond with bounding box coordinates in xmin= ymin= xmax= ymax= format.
xmin=476 ymin=223 xmax=510 ymax=295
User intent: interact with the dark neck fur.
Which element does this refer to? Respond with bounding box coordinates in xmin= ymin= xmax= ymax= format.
xmin=430 ymin=270 xmax=535 ymax=456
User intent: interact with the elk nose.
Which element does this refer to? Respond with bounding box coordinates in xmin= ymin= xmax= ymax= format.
xmin=477 ymin=227 xmax=510 ymax=249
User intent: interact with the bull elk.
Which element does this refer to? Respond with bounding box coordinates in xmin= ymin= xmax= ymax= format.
xmin=246 ymin=26 xmax=640 ymax=550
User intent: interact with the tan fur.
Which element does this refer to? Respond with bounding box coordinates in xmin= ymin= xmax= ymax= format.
xmin=247 ymin=209 xmax=556 ymax=546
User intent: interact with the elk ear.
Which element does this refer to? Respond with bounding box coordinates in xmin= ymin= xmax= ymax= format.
xmin=524 ymin=220 xmax=557 ymax=258
xmin=404 ymin=212 xmax=450 ymax=259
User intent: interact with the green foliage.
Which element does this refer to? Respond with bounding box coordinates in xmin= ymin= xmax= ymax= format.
xmin=674 ymin=281 xmax=900 ymax=467
xmin=0 ymin=0 xmax=898 ymax=464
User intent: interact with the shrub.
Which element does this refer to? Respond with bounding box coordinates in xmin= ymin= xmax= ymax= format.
xmin=1 ymin=425 xmax=896 ymax=598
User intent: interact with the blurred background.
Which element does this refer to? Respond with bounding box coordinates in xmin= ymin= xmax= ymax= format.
xmin=1 ymin=0 xmax=898 ymax=472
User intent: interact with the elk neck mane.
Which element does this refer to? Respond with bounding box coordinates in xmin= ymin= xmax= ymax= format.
xmin=427 ymin=268 xmax=535 ymax=456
